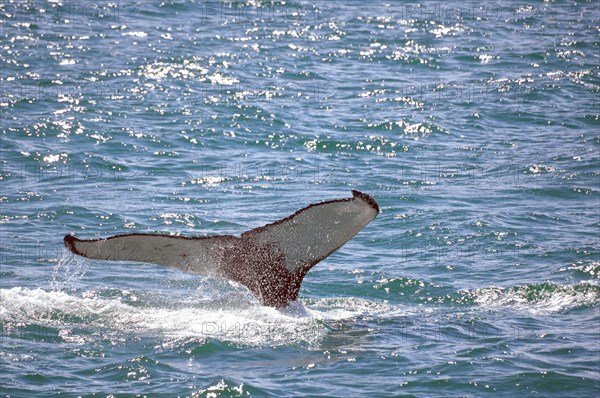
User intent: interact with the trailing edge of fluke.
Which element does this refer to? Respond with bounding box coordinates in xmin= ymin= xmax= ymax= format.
xmin=64 ymin=190 xmax=379 ymax=308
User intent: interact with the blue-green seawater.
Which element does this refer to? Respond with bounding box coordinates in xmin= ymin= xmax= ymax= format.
xmin=1 ymin=1 xmax=599 ymax=397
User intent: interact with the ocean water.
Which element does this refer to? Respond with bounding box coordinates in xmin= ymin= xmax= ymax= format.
xmin=0 ymin=0 xmax=599 ymax=396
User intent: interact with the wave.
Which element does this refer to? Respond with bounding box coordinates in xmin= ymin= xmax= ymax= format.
xmin=2 ymin=278 xmax=596 ymax=349
xmin=0 ymin=287 xmax=316 ymax=346
xmin=460 ymin=282 xmax=600 ymax=314
xmin=373 ymin=276 xmax=599 ymax=313
xmin=0 ymin=287 xmax=396 ymax=347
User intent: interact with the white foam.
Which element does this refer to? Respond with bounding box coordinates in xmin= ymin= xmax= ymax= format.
xmin=307 ymin=296 xmax=409 ymax=320
xmin=0 ymin=288 xmax=397 ymax=347
xmin=464 ymin=282 xmax=599 ymax=314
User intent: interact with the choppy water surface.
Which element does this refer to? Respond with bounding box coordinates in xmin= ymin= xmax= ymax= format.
xmin=1 ymin=1 xmax=599 ymax=397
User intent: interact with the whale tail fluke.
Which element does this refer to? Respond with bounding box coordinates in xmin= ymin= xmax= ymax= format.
xmin=64 ymin=190 xmax=379 ymax=308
